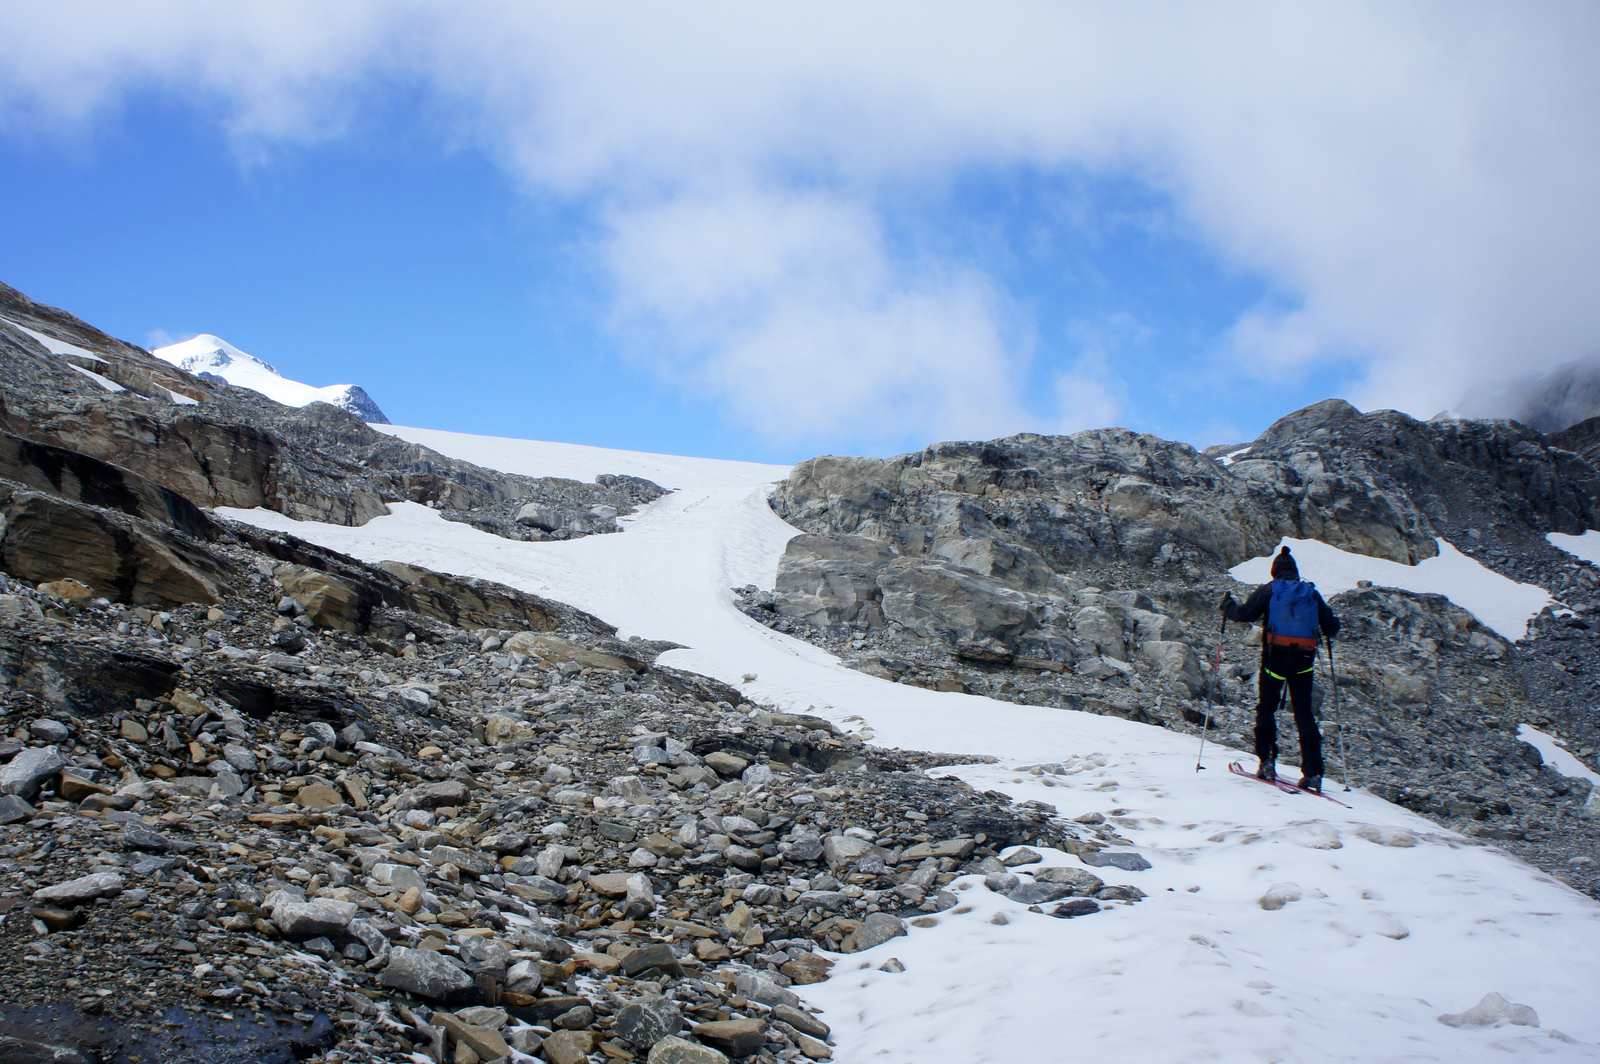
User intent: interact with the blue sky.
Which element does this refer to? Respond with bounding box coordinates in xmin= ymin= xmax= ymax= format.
xmin=1 ymin=6 xmax=1594 ymax=464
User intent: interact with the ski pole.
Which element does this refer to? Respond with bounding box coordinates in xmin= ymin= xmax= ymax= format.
xmin=1326 ymin=635 xmax=1351 ymax=791
xmin=1196 ymin=614 xmax=1227 ymax=772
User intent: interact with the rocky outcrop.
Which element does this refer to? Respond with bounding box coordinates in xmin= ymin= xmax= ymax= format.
xmin=0 ymin=431 xmax=220 ymax=539
xmin=0 ymin=485 xmax=234 ymax=606
xmin=378 ymin=561 xmax=613 ymax=636
xmin=1553 ymin=415 xmax=1600 ymax=465
xmin=767 ymin=403 xmax=1600 ymax=661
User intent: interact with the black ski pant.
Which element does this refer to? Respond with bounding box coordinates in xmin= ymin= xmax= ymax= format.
xmin=1255 ymin=647 xmax=1323 ymax=778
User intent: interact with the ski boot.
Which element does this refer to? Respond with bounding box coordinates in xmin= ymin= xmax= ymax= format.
xmin=1297 ymin=774 xmax=1323 ymax=793
xmin=1256 ymin=759 xmax=1277 ymax=783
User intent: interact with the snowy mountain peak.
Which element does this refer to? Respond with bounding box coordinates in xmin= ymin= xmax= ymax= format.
xmin=152 ymin=333 xmax=389 ymax=423
xmin=158 ymin=333 xmax=280 ymax=377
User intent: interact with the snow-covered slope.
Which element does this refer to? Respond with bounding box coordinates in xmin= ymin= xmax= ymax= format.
xmin=219 ymin=426 xmax=1600 ymax=1062
xmin=153 ymin=334 xmax=389 ymax=423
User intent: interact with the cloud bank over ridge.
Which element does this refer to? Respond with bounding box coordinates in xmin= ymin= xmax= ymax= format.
xmin=4 ymin=2 xmax=1597 ymax=443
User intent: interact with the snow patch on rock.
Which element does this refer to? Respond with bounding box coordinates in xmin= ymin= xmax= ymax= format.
xmin=1229 ymin=536 xmax=1552 ymax=641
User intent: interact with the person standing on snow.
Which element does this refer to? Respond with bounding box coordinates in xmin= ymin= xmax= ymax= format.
xmin=1219 ymin=545 xmax=1341 ymax=792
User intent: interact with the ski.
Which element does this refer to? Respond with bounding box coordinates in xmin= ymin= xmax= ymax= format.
xmin=1227 ymin=761 xmax=1353 ymax=808
xmin=1228 ymin=760 xmax=1300 ymax=795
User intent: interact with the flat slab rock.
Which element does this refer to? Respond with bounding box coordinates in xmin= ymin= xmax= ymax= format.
xmin=648 ymin=1036 xmax=731 ymax=1063
xmin=32 ymin=873 xmax=124 ymax=907
xmin=900 ymin=837 xmax=976 ymax=861
xmin=692 ymin=1018 xmax=766 ymax=1056
xmin=1079 ymin=850 xmax=1152 ymax=872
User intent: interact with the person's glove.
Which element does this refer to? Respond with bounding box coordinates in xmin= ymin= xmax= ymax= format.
xmin=1219 ymin=592 xmax=1235 ymax=617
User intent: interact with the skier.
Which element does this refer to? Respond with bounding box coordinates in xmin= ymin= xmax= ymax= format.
xmin=1219 ymin=545 xmax=1341 ymax=792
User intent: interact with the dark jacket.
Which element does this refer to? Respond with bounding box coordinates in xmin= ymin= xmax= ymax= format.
xmin=1225 ymin=579 xmax=1341 ymax=644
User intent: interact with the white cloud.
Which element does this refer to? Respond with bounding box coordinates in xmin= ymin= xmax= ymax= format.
xmin=1053 ymin=356 xmax=1123 ymax=435
xmin=3 ymin=3 xmax=1598 ymax=436
xmin=1049 ymin=314 xmax=1141 ymax=433
xmin=602 ymin=187 xmax=1029 ymax=442
xmin=1224 ymin=306 xmax=1336 ymax=379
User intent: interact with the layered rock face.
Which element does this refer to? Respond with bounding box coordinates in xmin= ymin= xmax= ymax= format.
xmin=766 ymin=401 xmax=1598 ymax=669
xmin=752 ymin=401 xmax=1600 ymax=895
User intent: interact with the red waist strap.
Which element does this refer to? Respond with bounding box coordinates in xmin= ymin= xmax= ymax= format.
xmin=1266 ymin=633 xmax=1318 ymax=649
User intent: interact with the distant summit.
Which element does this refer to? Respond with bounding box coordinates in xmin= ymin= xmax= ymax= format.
xmin=153 ymin=334 xmax=389 ymax=423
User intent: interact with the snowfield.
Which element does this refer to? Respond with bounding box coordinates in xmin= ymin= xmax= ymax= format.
xmin=220 ymin=426 xmax=1600 ymax=1063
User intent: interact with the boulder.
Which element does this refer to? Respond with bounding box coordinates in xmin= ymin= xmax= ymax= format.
xmin=435 ymin=1012 xmax=512 ymax=1060
xmin=379 ymin=947 xmax=473 ymax=1001
xmin=271 ymin=898 xmax=356 ymax=939
xmin=877 ymin=560 xmax=1038 ymax=648
xmin=33 ymin=872 xmax=124 ymax=906
xmin=842 ymin=912 xmax=906 ymax=952
xmin=617 ymin=996 xmax=685 ymax=1049
xmin=1 ymin=745 xmax=65 ymax=800
xmin=503 ymin=632 xmax=643 ymax=672
xmin=1138 ymin=640 xmax=1204 ymax=696
xmin=822 ymin=835 xmax=877 ymax=869
xmin=649 ymin=1036 xmax=730 ymax=1064
xmin=37 ymin=578 xmax=94 ymax=601
xmin=274 ymin=563 xmax=368 ymax=632
xmin=691 ymin=1019 xmax=766 ymax=1058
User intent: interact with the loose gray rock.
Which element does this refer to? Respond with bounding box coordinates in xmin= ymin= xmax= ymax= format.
xmin=1081 ymin=850 xmax=1152 ymax=872
xmin=1004 ymin=880 xmax=1079 ymax=905
xmin=0 ymin=594 xmax=44 ymax=625
xmin=1034 ymin=866 xmax=1104 ymax=895
xmin=1 ymin=745 xmax=65 ymax=800
xmin=272 ymin=899 xmax=357 ymax=939
xmin=379 ymin=947 xmax=473 ymax=1001
xmin=28 ymin=719 xmax=71 ymax=742
xmin=399 ymin=780 xmax=468 ymax=809
xmin=648 ymin=1036 xmax=729 ymax=1064
xmin=33 ymin=872 xmax=125 ymax=906
xmin=616 ymin=996 xmax=685 ymax=1049
xmin=844 ymin=911 xmax=907 ymax=952
xmin=0 ymin=795 xmax=34 ymax=825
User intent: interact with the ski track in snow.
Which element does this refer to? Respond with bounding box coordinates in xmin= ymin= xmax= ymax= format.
xmin=220 ymin=425 xmax=1600 ymax=1063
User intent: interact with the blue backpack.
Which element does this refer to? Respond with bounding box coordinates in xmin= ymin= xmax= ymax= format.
xmin=1267 ymin=579 xmax=1320 ymax=644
